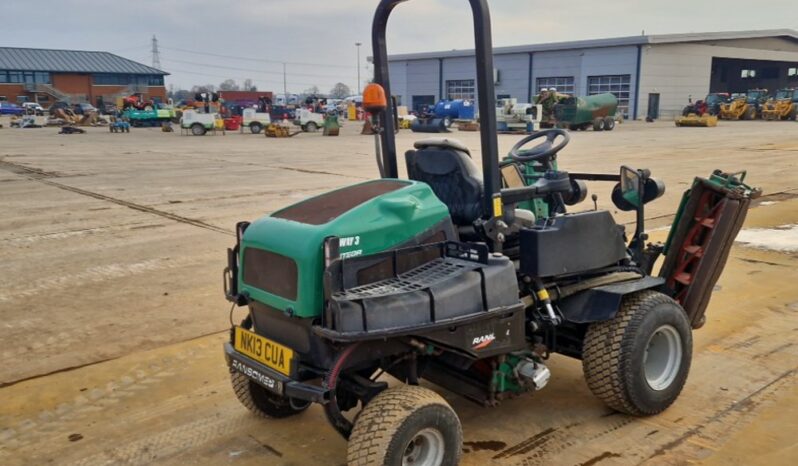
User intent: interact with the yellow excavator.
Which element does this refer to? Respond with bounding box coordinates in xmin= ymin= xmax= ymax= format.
xmin=719 ymin=89 xmax=768 ymax=120
xmin=761 ymin=88 xmax=797 ymax=121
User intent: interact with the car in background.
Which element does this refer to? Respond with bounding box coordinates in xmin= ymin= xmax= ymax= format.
xmin=73 ymin=103 xmax=98 ymax=115
xmin=324 ymin=99 xmax=345 ymax=113
xmin=0 ymin=102 xmax=25 ymax=116
xmin=22 ymin=102 xmax=45 ymax=115
xmin=102 ymin=102 xmax=120 ymax=115
xmin=270 ymin=106 xmax=296 ymax=121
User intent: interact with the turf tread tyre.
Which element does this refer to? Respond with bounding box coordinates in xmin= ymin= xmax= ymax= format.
xmin=582 ymin=290 xmax=691 ymax=416
xmin=230 ymin=371 xmax=308 ymax=419
xmin=347 ymin=385 xmax=462 ymax=466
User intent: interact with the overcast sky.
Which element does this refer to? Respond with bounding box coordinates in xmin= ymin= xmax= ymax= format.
xmin=2 ymin=0 xmax=797 ymax=94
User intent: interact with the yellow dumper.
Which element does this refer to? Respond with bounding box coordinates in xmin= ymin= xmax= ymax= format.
xmin=761 ymin=88 xmax=797 ymax=121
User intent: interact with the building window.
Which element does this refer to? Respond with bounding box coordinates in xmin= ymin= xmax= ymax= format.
xmin=446 ymin=79 xmax=475 ymax=100
xmin=0 ymin=96 xmax=7 ymax=102
xmin=536 ymin=77 xmax=575 ymax=95
xmin=93 ymin=74 xmax=163 ymax=86
xmin=93 ymin=74 xmax=129 ymax=85
xmin=588 ymin=74 xmax=631 ymax=118
xmin=741 ymin=69 xmax=756 ymax=79
xmin=34 ymin=72 xmax=50 ymax=84
xmin=0 ymin=71 xmax=50 ymax=84
xmin=788 ymin=67 xmax=797 ymax=78
xmin=147 ymin=75 xmax=164 ymax=86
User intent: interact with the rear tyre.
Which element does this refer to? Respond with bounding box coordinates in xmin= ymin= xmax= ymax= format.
xmin=347 ymin=385 xmax=462 ymax=466
xmin=230 ymin=371 xmax=310 ymax=419
xmin=191 ymin=123 xmax=206 ymax=136
xmin=592 ymin=117 xmax=606 ymax=131
xmin=443 ymin=116 xmax=452 ymax=128
xmin=304 ymin=121 xmax=318 ymax=132
xmin=582 ymin=290 xmax=692 ymax=416
xmin=250 ymin=122 xmax=263 ymax=134
xmin=603 ymin=117 xmax=616 ymax=131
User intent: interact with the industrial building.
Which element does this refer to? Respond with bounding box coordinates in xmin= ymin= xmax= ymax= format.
xmin=385 ymin=29 xmax=798 ymax=119
xmin=0 ymin=47 xmax=168 ymax=108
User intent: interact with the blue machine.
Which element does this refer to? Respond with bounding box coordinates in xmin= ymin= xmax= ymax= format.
xmin=411 ymin=99 xmax=475 ymax=133
xmin=432 ymin=99 xmax=475 ymax=121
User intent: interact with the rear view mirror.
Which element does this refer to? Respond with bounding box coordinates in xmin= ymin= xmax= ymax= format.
xmin=620 ymin=166 xmax=642 ymax=208
xmin=612 ymin=166 xmax=665 ymax=211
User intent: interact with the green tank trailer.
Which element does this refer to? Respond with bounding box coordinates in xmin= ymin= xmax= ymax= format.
xmin=553 ymin=92 xmax=619 ymax=131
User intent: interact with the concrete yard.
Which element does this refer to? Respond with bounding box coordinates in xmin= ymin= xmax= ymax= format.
xmin=1 ymin=119 xmax=797 ymax=465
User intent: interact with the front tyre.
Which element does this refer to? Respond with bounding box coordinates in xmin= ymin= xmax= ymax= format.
xmin=582 ymin=290 xmax=692 ymax=416
xmin=230 ymin=371 xmax=309 ymax=419
xmin=347 ymin=385 xmax=461 ymax=466
xmin=191 ymin=123 xmax=206 ymax=136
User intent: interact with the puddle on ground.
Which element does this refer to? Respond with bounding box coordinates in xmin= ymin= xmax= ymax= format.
xmin=735 ymin=224 xmax=798 ymax=252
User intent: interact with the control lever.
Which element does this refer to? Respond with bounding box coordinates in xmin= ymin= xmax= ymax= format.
xmin=533 ymin=278 xmax=561 ymax=326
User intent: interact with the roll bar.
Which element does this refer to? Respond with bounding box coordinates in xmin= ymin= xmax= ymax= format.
xmin=371 ymin=0 xmax=501 ymax=216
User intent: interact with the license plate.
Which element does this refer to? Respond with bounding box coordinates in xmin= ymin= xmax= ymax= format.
xmin=234 ymin=327 xmax=294 ymax=376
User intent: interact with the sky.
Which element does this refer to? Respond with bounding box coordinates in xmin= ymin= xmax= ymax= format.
xmin=2 ymin=0 xmax=797 ymax=94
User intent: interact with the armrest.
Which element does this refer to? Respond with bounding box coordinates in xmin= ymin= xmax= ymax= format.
xmin=500 ymin=171 xmax=573 ymax=205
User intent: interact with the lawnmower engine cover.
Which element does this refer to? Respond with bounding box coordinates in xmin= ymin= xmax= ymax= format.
xmin=237 ymin=179 xmax=454 ymax=319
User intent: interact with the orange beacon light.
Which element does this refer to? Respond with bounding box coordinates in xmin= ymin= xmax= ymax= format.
xmin=363 ymin=83 xmax=388 ymax=113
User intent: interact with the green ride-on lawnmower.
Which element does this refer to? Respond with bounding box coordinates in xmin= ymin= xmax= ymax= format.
xmin=222 ymin=1 xmax=761 ymax=464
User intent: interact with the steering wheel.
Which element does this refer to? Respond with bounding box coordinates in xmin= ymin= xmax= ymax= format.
xmin=509 ymin=128 xmax=570 ymax=163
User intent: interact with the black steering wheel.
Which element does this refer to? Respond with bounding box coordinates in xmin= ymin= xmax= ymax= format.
xmin=509 ymin=128 xmax=570 ymax=163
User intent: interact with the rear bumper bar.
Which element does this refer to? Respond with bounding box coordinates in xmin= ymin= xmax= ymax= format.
xmin=223 ymin=342 xmax=328 ymax=404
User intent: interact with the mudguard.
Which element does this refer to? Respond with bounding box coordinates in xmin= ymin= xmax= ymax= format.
xmin=557 ymin=276 xmax=665 ymax=323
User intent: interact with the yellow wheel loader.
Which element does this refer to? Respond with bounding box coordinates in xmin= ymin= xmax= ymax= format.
xmin=761 ymin=88 xmax=797 ymax=121
xmin=719 ymin=89 xmax=768 ymax=120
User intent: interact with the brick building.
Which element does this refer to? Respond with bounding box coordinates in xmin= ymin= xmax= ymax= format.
xmin=0 ymin=47 xmax=168 ymax=108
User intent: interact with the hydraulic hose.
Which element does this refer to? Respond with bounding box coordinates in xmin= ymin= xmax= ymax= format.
xmin=323 ymin=342 xmax=362 ymax=439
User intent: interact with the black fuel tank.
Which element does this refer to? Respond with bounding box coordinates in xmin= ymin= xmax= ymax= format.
xmin=520 ymin=211 xmax=627 ymax=277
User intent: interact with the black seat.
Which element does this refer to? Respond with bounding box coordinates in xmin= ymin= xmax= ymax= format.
xmin=405 ymin=138 xmax=485 ymax=226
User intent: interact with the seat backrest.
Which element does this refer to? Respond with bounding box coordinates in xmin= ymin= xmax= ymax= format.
xmin=405 ymin=139 xmax=484 ymax=225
